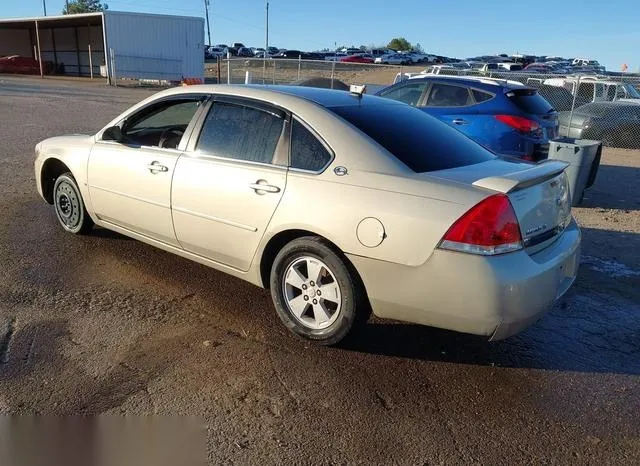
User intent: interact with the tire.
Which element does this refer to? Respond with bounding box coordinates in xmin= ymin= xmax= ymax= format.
xmin=53 ymin=173 xmax=94 ymax=234
xmin=270 ymin=236 xmax=368 ymax=346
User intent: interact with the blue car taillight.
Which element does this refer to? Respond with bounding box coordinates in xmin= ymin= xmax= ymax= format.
xmin=495 ymin=114 xmax=542 ymax=138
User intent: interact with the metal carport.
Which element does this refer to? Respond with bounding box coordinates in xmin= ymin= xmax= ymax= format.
xmin=0 ymin=11 xmax=204 ymax=84
xmin=0 ymin=12 xmax=107 ymax=80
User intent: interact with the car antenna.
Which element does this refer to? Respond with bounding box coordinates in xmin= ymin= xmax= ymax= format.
xmin=349 ymin=84 xmax=367 ymax=98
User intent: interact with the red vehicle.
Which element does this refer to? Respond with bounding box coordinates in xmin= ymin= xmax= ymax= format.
xmin=340 ymin=54 xmax=374 ymax=64
xmin=0 ymin=55 xmax=51 ymax=75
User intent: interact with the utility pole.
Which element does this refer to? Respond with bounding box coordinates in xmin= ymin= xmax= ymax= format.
xmin=42 ymin=0 xmax=47 ymax=15
xmin=263 ymin=1 xmax=269 ymax=83
xmin=265 ymin=2 xmax=269 ymax=55
xmin=66 ymin=0 xmax=69 ymax=13
xmin=204 ymin=0 xmax=212 ymax=46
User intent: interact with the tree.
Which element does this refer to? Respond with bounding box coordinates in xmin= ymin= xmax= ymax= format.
xmin=387 ymin=37 xmax=412 ymax=52
xmin=63 ymin=0 xmax=108 ymax=15
xmin=414 ymin=42 xmax=424 ymax=53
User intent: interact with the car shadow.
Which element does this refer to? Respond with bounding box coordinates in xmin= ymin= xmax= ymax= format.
xmin=89 ymin=226 xmax=133 ymax=241
xmin=579 ymin=164 xmax=640 ymax=211
xmin=342 ymin=228 xmax=640 ymax=376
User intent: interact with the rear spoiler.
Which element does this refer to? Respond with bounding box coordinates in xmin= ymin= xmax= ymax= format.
xmin=473 ymin=160 xmax=569 ymax=193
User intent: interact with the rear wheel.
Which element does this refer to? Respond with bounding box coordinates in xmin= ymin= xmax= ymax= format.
xmin=53 ymin=173 xmax=94 ymax=234
xmin=270 ymin=237 xmax=367 ymax=345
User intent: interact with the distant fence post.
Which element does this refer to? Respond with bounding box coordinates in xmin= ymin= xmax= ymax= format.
xmin=109 ymin=48 xmax=117 ymax=87
xmin=245 ymin=70 xmax=252 ymax=84
xmin=331 ymin=61 xmax=335 ymax=89
xmin=88 ymin=44 xmax=93 ymax=79
xmin=272 ymin=60 xmax=276 ymax=84
xmin=298 ymin=54 xmax=301 ymax=81
xmin=567 ymin=75 xmax=580 ymax=135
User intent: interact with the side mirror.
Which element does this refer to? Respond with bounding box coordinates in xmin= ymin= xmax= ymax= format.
xmin=102 ymin=126 xmax=123 ymax=142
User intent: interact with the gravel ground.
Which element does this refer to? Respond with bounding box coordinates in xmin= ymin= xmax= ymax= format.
xmin=0 ymin=76 xmax=639 ymax=465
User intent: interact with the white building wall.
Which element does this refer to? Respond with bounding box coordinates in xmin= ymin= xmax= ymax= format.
xmin=104 ymin=11 xmax=204 ymax=81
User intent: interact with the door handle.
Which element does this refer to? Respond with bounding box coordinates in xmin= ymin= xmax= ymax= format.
xmin=147 ymin=161 xmax=168 ymax=173
xmin=452 ymin=119 xmax=468 ymax=125
xmin=249 ymin=180 xmax=281 ymax=194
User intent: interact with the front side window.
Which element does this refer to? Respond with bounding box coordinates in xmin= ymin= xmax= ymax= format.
xmin=426 ymin=83 xmax=472 ymax=107
xmin=290 ymin=119 xmax=332 ymax=172
xmin=196 ymin=102 xmax=284 ymax=164
xmin=121 ymin=99 xmax=201 ymax=148
xmin=379 ymin=82 xmax=428 ymax=106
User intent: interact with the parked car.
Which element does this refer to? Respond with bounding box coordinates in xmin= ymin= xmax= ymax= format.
xmin=0 ymin=55 xmax=51 ymax=74
xmin=273 ymin=50 xmax=305 ymax=59
xmin=205 ymin=46 xmax=226 ymax=59
xmin=376 ymin=75 xmax=559 ymax=160
xmin=527 ymin=83 xmax=587 ymax=111
xmin=33 ymin=85 xmax=579 ymax=345
xmin=340 ymin=54 xmax=374 ymax=64
xmin=374 ymin=53 xmax=409 ymax=65
xmin=544 ymin=77 xmax=640 ymax=104
xmin=558 ymin=101 xmax=640 ymax=148
xmin=236 ymin=47 xmax=254 ymax=57
xmin=523 ymin=63 xmax=555 ymax=73
xmin=498 ymin=63 xmax=524 ymax=71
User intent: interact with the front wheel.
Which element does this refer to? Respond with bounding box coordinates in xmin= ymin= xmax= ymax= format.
xmin=270 ymin=237 xmax=368 ymax=346
xmin=53 ymin=173 xmax=94 ymax=234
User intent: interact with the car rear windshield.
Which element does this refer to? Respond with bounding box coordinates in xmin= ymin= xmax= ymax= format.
xmin=507 ymin=89 xmax=555 ymax=115
xmin=329 ymin=103 xmax=496 ymax=173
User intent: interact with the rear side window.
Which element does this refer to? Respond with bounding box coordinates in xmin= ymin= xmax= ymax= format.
xmin=472 ymin=89 xmax=493 ymax=103
xmin=197 ymin=102 xmax=283 ymax=164
xmin=507 ymin=89 xmax=554 ymax=114
xmin=426 ymin=83 xmax=472 ymax=107
xmin=290 ymin=119 xmax=332 ymax=171
xmin=379 ymin=82 xmax=428 ymax=106
xmin=329 ymin=103 xmax=495 ymax=173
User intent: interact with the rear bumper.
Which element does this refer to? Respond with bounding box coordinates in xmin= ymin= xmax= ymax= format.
xmin=348 ymin=219 xmax=581 ymax=339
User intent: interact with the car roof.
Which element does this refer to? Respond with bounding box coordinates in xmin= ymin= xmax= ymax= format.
xmin=404 ymin=74 xmax=527 ymax=90
xmin=149 ymin=84 xmax=402 ymax=110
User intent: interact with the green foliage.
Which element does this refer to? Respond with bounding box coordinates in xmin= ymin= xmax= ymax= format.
xmin=387 ymin=37 xmax=412 ymax=51
xmin=63 ymin=0 xmax=108 ymax=15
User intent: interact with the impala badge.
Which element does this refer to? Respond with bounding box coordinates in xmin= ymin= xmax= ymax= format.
xmin=526 ymin=224 xmax=547 ymax=236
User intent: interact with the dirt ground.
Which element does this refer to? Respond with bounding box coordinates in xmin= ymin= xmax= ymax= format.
xmin=0 ymin=76 xmax=639 ymax=465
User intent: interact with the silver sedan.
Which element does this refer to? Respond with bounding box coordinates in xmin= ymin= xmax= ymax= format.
xmin=34 ymin=85 xmax=581 ymax=345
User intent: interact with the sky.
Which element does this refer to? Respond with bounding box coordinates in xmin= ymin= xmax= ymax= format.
xmin=4 ymin=0 xmax=639 ymax=71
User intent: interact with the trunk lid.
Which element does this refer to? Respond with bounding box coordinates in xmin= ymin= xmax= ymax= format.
xmin=432 ymin=159 xmax=572 ymax=253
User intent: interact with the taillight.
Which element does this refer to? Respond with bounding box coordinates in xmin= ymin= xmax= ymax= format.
xmin=495 ymin=114 xmax=541 ymax=136
xmin=439 ymin=194 xmax=523 ymax=255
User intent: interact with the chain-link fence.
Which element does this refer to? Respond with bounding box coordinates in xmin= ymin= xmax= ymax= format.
xmin=486 ymin=71 xmax=640 ymax=149
xmin=205 ymin=57 xmax=408 ymax=91
xmin=204 ymin=59 xmax=640 ymax=150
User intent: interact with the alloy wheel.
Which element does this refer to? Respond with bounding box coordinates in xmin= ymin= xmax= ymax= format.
xmin=282 ymin=256 xmax=342 ymax=330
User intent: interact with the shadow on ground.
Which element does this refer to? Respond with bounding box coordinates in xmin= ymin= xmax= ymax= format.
xmin=580 ymin=164 xmax=640 ymax=211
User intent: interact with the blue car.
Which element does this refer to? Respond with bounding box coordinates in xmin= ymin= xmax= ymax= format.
xmin=375 ymin=76 xmax=559 ymax=161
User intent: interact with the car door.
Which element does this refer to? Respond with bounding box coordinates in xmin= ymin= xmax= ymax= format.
xmin=87 ymin=96 xmax=205 ymax=246
xmin=420 ymin=82 xmax=479 ymax=137
xmin=171 ymin=98 xmax=288 ymax=271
